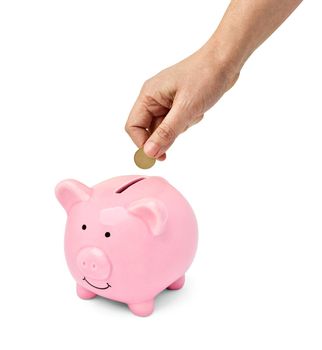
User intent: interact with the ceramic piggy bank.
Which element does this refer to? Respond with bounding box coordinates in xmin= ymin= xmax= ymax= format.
xmin=55 ymin=175 xmax=198 ymax=316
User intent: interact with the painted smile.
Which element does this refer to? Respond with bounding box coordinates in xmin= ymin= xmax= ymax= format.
xmin=83 ymin=277 xmax=112 ymax=290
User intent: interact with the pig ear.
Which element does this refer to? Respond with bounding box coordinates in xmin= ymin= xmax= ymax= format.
xmin=128 ymin=198 xmax=168 ymax=236
xmin=55 ymin=179 xmax=92 ymax=212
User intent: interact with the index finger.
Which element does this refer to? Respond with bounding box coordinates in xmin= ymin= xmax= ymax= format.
xmin=125 ymin=96 xmax=152 ymax=148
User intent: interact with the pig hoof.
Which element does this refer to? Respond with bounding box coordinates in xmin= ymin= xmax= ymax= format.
xmin=167 ymin=275 xmax=185 ymax=290
xmin=128 ymin=300 xmax=154 ymax=317
xmin=76 ymin=283 xmax=96 ymax=299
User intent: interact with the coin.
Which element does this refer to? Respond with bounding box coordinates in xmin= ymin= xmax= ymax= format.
xmin=134 ymin=148 xmax=156 ymax=169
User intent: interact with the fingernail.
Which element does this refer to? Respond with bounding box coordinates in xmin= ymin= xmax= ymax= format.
xmin=157 ymin=153 xmax=166 ymax=161
xmin=155 ymin=149 xmax=165 ymax=159
xmin=144 ymin=141 xmax=159 ymax=158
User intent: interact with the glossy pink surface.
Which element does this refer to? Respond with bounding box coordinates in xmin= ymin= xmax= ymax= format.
xmin=55 ymin=175 xmax=198 ymax=316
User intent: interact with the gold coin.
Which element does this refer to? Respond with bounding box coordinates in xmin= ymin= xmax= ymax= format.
xmin=134 ymin=148 xmax=156 ymax=169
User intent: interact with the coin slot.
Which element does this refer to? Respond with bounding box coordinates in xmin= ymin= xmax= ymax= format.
xmin=115 ymin=177 xmax=146 ymax=194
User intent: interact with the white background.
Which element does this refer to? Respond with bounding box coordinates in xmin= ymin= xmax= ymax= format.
xmin=0 ymin=1 xmax=321 ymax=349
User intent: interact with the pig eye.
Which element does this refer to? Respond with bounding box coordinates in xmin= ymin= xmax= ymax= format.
xmin=82 ymin=225 xmax=87 ymax=230
xmin=105 ymin=232 xmax=111 ymax=238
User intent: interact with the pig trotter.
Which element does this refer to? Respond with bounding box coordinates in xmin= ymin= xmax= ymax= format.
xmin=128 ymin=300 xmax=154 ymax=317
xmin=167 ymin=275 xmax=185 ymax=290
xmin=76 ymin=283 xmax=97 ymax=299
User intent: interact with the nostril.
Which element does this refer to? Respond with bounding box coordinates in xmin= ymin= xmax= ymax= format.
xmin=77 ymin=247 xmax=111 ymax=280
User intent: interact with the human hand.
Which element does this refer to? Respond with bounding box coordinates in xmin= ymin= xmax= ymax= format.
xmin=125 ymin=0 xmax=302 ymax=161
xmin=125 ymin=47 xmax=239 ymax=160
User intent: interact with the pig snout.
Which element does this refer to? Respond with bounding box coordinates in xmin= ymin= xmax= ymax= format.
xmin=77 ymin=247 xmax=111 ymax=280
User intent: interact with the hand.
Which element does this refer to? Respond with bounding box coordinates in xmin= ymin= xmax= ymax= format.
xmin=125 ymin=47 xmax=239 ymax=160
xmin=125 ymin=0 xmax=302 ymax=160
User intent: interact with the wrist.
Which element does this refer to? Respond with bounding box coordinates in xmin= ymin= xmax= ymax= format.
xmin=199 ymin=39 xmax=242 ymax=92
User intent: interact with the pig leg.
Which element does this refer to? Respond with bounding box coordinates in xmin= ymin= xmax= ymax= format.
xmin=76 ymin=283 xmax=96 ymax=299
xmin=128 ymin=300 xmax=154 ymax=317
xmin=167 ymin=275 xmax=185 ymax=290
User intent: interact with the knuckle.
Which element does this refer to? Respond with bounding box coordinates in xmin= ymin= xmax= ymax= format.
xmin=185 ymin=114 xmax=204 ymax=129
xmin=124 ymin=123 xmax=133 ymax=136
xmin=124 ymin=122 xmax=131 ymax=134
xmin=156 ymin=123 xmax=176 ymax=143
xmin=194 ymin=114 xmax=204 ymax=124
xmin=141 ymin=79 xmax=152 ymax=92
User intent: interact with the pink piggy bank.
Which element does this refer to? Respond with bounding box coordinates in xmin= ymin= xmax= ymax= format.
xmin=55 ymin=175 xmax=198 ymax=316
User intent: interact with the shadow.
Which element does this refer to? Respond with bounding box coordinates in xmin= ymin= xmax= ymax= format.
xmin=83 ymin=281 xmax=193 ymax=316
xmin=154 ymin=285 xmax=189 ymax=311
xmin=90 ymin=295 xmax=129 ymax=315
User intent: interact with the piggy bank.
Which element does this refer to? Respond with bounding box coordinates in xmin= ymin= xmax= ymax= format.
xmin=55 ymin=175 xmax=198 ymax=316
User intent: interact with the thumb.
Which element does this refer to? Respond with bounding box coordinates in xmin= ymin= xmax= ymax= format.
xmin=143 ymin=104 xmax=187 ymax=158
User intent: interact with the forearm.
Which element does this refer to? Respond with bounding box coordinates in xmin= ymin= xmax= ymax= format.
xmin=205 ymin=0 xmax=302 ymax=73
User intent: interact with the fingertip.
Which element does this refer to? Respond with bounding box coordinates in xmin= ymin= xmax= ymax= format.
xmin=144 ymin=141 xmax=160 ymax=158
xmin=157 ymin=153 xmax=166 ymax=161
